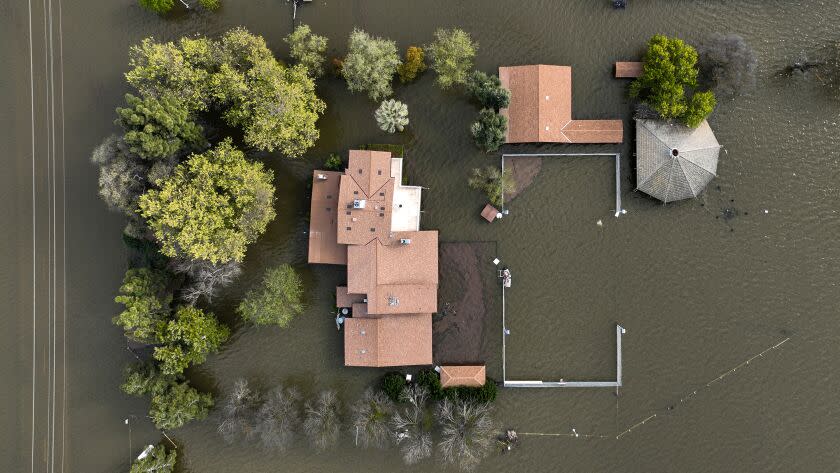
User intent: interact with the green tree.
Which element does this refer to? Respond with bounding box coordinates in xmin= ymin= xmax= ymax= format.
xmin=213 ymin=29 xmax=326 ymax=155
xmin=470 ymin=109 xmax=507 ymax=153
xmin=468 ymin=166 xmax=514 ymax=207
xmin=116 ymin=93 xmax=205 ymax=161
xmin=374 ymin=99 xmax=409 ymax=133
xmin=154 ymin=305 xmax=230 ymax=375
xmin=121 ymin=363 xmax=213 ymax=430
xmin=427 ymin=28 xmax=477 ymax=90
xmin=342 ymin=28 xmax=401 ymax=101
xmin=125 ymin=37 xmax=215 ymax=112
xmin=237 ymin=264 xmax=304 ymax=327
xmin=284 ymin=24 xmax=329 ymax=78
xmin=397 ymin=46 xmax=426 ymax=83
xmin=113 ymin=267 xmax=172 ymax=343
xmin=139 ymin=139 xmax=276 ymax=264
xmin=630 ymin=34 xmax=715 ymax=127
xmin=138 ymin=0 xmax=173 ymax=14
xmin=198 ymin=0 xmax=221 ymax=10
xmin=465 ymin=70 xmax=510 ymax=111
xmin=130 ymin=444 xmax=177 ymax=473
xmin=382 ymin=372 xmax=407 ymax=402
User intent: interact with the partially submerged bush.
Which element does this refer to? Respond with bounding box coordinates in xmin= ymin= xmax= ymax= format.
xmin=323 ymin=153 xmax=343 ymax=171
xmin=342 ymin=29 xmax=401 ymax=100
xmin=427 ymin=28 xmax=477 ymax=89
xmin=382 ymin=372 xmax=406 ymax=402
xmin=470 ymin=109 xmax=507 ymax=153
xmin=696 ymin=33 xmax=757 ymax=96
xmin=236 ymin=264 xmax=304 ymax=327
xmin=468 ymin=166 xmax=515 ymax=207
xmin=303 ymin=390 xmax=342 ymax=451
xmin=397 ymin=46 xmax=427 ymax=83
xmin=350 ymin=388 xmax=395 ymax=449
xmin=466 ymin=70 xmax=510 ymax=111
xmin=374 ymin=99 xmax=409 ymax=133
xmin=437 ymin=398 xmax=494 ymax=471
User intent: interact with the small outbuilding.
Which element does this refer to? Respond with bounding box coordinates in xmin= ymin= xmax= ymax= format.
xmin=440 ymin=365 xmax=486 ymax=388
xmin=635 ymin=119 xmax=722 ymax=203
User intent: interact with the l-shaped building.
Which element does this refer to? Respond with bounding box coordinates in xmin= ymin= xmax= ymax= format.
xmin=308 ymin=150 xmax=437 ymax=367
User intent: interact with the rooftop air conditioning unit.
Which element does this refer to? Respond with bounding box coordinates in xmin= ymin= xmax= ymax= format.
xmin=316 ymin=173 xmax=327 ymax=180
xmin=387 ymin=296 xmax=399 ymax=306
xmin=400 ymin=238 xmax=411 ymax=245
xmin=353 ymin=199 xmax=366 ymax=209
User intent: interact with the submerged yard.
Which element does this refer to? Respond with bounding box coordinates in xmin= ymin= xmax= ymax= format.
xmin=5 ymin=0 xmax=840 ymax=472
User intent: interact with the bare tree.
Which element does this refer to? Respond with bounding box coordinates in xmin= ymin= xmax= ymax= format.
xmin=303 ymin=390 xmax=342 ymax=451
xmin=436 ymin=398 xmax=495 ymax=472
xmin=350 ymin=388 xmax=394 ymax=449
xmin=391 ymin=385 xmax=432 ymax=465
xmin=170 ymin=258 xmax=243 ymax=304
xmin=256 ymin=384 xmax=301 ymax=451
xmin=696 ymin=33 xmax=757 ymax=96
xmin=91 ymin=135 xmax=149 ymax=216
xmin=218 ymin=379 xmax=262 ymax=444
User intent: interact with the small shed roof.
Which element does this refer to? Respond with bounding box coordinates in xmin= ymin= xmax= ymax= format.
xmin=636 ymin=119 xmax=721 ymax=202
xmin=615 ymin=61 xmax=643 ymax=78
xmin=440 ymin=365 xmax=486 ymax=387
xmin=480 ymin=204 xmax=498 ymax=222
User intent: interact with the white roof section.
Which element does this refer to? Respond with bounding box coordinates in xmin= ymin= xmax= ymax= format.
xmin=635 ymin=119 xmax=722 ymax=203
xmin=390 ymin=158 xmax=422 ymax=231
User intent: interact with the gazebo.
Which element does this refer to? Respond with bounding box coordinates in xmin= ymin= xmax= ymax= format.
xmin=635 ymin=119 xmax=722 ymax=203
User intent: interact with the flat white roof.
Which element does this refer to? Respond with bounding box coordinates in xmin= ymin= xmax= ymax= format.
xmin=390 ymin=158 xmax=422 ymax=231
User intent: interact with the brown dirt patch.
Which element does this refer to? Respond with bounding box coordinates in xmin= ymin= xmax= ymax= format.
xmin=434 ymin=242 xmax=500 ymax=369
xmin=505 ymin=156 xmax=542 ymax=202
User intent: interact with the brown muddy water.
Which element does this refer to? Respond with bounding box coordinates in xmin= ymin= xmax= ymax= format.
xmin=3 ymin=0 xmax=840 ymax=471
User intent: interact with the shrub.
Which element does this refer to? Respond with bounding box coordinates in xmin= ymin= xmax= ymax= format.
xmin=397 ymin=46 xmax=426 ymax=83
xmin=350 ymin=388 xmax=395 ymax=449
xmin=323 ymin=153 xmax=343 ymax=171
xmin=466 ymin=70 xmax=510 ymax=110
xmin=236 ymin=264 xmax=305 ymax=327
xmin=218 ymin=379 xmax=262 ymax=444
xmin=198 ymin=0 xmax=221 ymax=10
xmin=391 ymin=385 xmax=433 ymax=465
xmin=153 ymin=305 xmax=230 ymax=376
xmin=382 ymin=372 xmax=406 ymax=402
xmin=303 ymin=390 xmax=342 ymax=451
xmin=416 ymin=369 xmax=443 ymax=400
xmin=256 ymin=385 xmax=302 ymax=451
xmin=374 ymin=99 xmax=409 ymax=133
xmin=113 ymin=267 xmax=172 ymax=343
xmin=129 ymin=444 xmax=176 ymax=473
xmin=470 ymin=109 xmax=507 ymax=153
xmin=468 ymin=166 xmax=515 ymax=207
xmin=360 ymin=143 xmax=405 ymax=158
xmin=427 ymin=28 xmax=478 ymax=89
xmin=682 ymin=90 xmax=716 ymax=127
xmin=436 ymin=398 xmax=494 ymax=471
xmin=138 ymin=0 xmax=174 ymax=14
xmin=696 ymin=33 xmax=757 ymax=96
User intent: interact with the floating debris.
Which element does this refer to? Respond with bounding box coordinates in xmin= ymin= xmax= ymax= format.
xmin=596 ymin=219 xmax=603 ymax=227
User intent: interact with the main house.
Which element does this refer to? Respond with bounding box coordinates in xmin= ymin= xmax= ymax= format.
xmin=308 ymin=150 xmax=437 ymax=367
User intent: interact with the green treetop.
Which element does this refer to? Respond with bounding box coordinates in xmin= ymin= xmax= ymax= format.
xmin=116 ymin=93 xmax=206 ymax=160
xmin=129 ymin=444 xmax=177 ymax=473
xmin=121 ymin=363 xmax=213 ymax=430
xmin=139 ymin=138 xmax=276 ymax=264
xmin=630 ymin=34 xmax=715 ymax=127
xmin=154 ymin=305 xmax=230 ymax=375
xmin=113 ymin=267 xmax=172 ymax=343
xmin=468 ymin=166 xmax=515 ymax=207
xmin=342 ymin=29 xmax=401 ymax=101
xmin=470 ymin=109 xmax=507 ymax=153
xmin=397 ymin=46 xmax=427 ymax=84
xmin=466 ymin=70 xmax=510 ymax=111
xmin=427 ymin=28 xmax=477 ymax=90
xmin=138 ymin=0 xmax=174 ymax=15
xmin=237 ymin=264 xmax=304 ymax=327
xmin=284 ymin=24 xmax=329 ymax=78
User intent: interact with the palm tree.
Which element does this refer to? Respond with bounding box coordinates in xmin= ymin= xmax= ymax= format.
xmin=436 ymin=398 xmax=495 ymax=471
xmin=256 ymin=384 xmax=301 ymax=451
xmin=217 ymin=379 xmax=261 ymax=444
xmin=303 ymin=390 xmax=342 ymax=451
xmin=351 ymin=388 xmax=395 ymax=449
xmin=391 ymin=385 xmax=433 ymax=465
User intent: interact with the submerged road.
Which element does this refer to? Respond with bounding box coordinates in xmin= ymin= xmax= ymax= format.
xmin=1 ymin=0 xmax=68 ymax=471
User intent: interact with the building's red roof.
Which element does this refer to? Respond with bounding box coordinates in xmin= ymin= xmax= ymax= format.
xmin=344 ymin=314 xmax=433 ymax=367
xmin=499 ymin=65 xmax=623 ymax=144
xmin=308 ymin=170 xmax=347 ymax=265
xmin=440 ymin=365 xmax=486 ymax=387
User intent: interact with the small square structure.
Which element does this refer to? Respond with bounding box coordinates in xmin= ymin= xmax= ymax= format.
xmin=481 ymin=204 xmax=499 ymax=223
xmin=440 ymin=365 xmax=486 ymax=388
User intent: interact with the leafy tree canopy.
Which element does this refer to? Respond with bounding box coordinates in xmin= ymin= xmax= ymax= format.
xmin=139 ymin=138 xmax=276 ymax=264
xmin=397 ymin=46 xmax=427 ymax=84
xmin=470 ymin=109 xmax=507 ymax=153
xmin=113 ymin=267 xmax=172 ymax=343
xmin=374 ymin=99 xmax=409 ymax=133
xmin=427 ymin=28 xmax=477 ymax=90
xmin=630 ymin=34 xmax=715 ymax=127
xmin=138 ymin=0 xmax=174 ymax=14
xmin=285 ymin=24 xmax=329 ymax=78
xmin=237 ymin=264 xmax=304 ymax=327
xmin=466 ymin=70 xmax=510 ymax=111
xmin=116 ymin=93 xmax=206 ymax=161
xmin=468 ymin=166 xmax=514 ymax=207
xmin=121 ymin=363 xmax=213 ymax=430
xmin=129 ymin=444 xmax=177 ymax=473
xmin=154 ymin=305 xmax=230 ymax=375
xmin=342 ymin=28 xmax=401 ymax=101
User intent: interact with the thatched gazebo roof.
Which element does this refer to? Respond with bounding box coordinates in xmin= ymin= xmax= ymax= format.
xmin=635 ymin=119 xmax=722 ymax=203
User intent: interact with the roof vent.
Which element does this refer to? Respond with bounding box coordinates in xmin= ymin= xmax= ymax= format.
xmin=545 ymin=95 xmax=550 ymax=100
xmin=399 ymin=238 xmax=411 ymax=245
xmin=387 ymin=296 xmax=400 ymax=306
xmin=316 ymin=173 xmax=328 ymax=180
xmin=353 ymin=199 xmax=366 ymax=209
xmin=545 ymin=125 xmax=550 ymax=131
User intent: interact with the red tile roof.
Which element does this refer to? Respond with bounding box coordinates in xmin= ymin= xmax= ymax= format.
xmin=615 ymin=61 xmax=643 ymax=78
xmin=344 ymin=314 xmax=433 ymax=367
xmin=440 ymin=365 xmax=486 ymax=387
xmin=499 ymin=65 xmax=623 ymax=144
xmin=308 ymin=171 xmax=347 ymax=265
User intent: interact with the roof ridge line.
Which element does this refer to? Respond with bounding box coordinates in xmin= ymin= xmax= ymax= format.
xmin=674 ymin=157 xmax=698 ymax=198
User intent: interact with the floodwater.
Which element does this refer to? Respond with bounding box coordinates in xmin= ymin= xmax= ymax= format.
xmin=3 ymin=0 xmax=840 ymax=471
